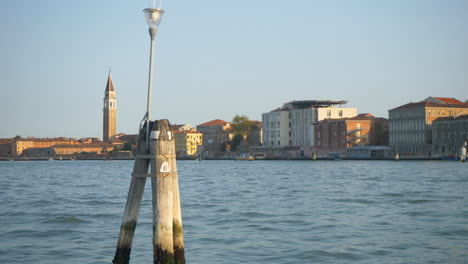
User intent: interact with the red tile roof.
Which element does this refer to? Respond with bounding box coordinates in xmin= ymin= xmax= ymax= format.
xmin=433 ymin=97 xmax=464 ymax=105
xmin=197 ymin=119 xmax=229 ymax=127
xmin=356 ymin=113 xmax=374 ymax=118
xmin=390 ymin=101 xmax=468 ymax=111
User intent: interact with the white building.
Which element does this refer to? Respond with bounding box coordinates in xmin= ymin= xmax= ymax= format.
xmin=262 ymin=107 xmax=290 ymax=147
xmin=262 ymin=100 xmax=357 ymax=147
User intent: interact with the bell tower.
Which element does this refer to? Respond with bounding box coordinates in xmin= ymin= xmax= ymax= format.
xmin=103 ymin=71 xmax=117 ymax=142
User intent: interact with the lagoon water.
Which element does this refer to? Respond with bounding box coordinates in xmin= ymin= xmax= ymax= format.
xmin=0 ymin=160 xmax=467 ymax=264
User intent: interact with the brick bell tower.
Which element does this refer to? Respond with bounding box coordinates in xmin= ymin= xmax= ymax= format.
xmin=103 ymin=71 xmax=117 ymax=142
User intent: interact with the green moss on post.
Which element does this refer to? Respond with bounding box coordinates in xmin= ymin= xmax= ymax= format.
xmin=173 ymin=219 xmax=185 ymax=264
xmin=154 ymin=246 xmax=175 ymax=264
xmin=121 ymin=221 xmax=137 ymax=232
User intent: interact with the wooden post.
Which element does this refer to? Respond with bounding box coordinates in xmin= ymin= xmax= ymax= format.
xmin=172 ymin=167 xmax=185 ymax=264
xmin=150 ymin=120 xmax=186 ymax=264
xmin=113 ymin=120 xmax=185 ymax=264
xmin=113 ymin=124 xmax=151 ymax=264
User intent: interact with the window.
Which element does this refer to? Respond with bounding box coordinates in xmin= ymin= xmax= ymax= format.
xmin=339 ymin=110 xmax=343 ymax=117
xmin=327 ymin=110 xmax=331 ymax=117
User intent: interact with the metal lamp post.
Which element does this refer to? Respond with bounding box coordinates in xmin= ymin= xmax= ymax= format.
xmin=143 ymin=7 xmax=165 ymax=144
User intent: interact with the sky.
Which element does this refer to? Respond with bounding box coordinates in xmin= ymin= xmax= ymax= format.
xmin=0 ymin=0 xmax=467 ymax=139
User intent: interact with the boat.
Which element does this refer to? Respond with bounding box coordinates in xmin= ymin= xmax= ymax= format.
xmin=236 ymin=153 xmax=255 ymax=161
xmin=254 ymin=153 xmax=265 ymax=160
xmin=329 ymin=152 xmax=342 ymax=161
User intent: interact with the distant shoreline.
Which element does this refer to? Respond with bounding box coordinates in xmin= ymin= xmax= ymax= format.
xmin=0 ymin=157 xmax=464 ymax=162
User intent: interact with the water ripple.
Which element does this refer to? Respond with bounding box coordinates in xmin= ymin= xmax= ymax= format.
xmin=0 ymin=160 xmax=467 ymax=264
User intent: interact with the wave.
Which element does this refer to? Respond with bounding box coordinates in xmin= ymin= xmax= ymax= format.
xmin=43 ymin=216 xmax=89 ymax=224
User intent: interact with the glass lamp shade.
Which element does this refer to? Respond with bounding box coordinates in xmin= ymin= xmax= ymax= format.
xmin=143 ymin=8 xmax=165 ymax=28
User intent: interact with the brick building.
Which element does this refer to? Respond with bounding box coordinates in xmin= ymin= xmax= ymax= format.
xmin=314 ymin=114 xmax=388 ymax=156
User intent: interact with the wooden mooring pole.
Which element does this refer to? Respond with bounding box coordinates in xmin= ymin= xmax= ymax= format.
xmin=113 ymin=120 xmax=185 ymax=264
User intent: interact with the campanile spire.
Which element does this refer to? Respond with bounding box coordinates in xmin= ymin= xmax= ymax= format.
xmin=103 ymin=71 xmax=117 ymax=141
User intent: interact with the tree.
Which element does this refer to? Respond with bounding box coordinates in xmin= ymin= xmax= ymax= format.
xmin=231 ymin=115 xmax=252 ymax=140
xmin=229 ymin=134 xmax=243 ymax=151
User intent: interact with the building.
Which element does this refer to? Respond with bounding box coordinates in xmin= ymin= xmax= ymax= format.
xmin=52 ymin=144 xmax=114 ymax=155
xmin=196 ymin=119 xmax=235 ymax=157
xmin=262 ymin=107 xmax=290 ymax=147
xmin=0 ymin=139 xmax=13 ymax=157
xmin=196 ymin=119 xmax=233 ymax=145
xmin=262 ymin=100 xmax=357 ymax=148
xmin=174 ymin=130 xmax=203 ymax=158
xmin=11 ymin=137 xmax=78 ymax=156
xmin=389 ymin=97 xmax=468 ymax=156
xmin=247 ymin=121 xmax=263 ymax=146
xmin=21 ymin=143 xmax=116 ymax=158
xmin=432 ymin=115 xmax=468 ymax=157
xmin=347 ymin=146 xmax=393 ymax=159
xmin=103 ymin=71 xmax=117 ymax=142
xmin=314 ymin=114 xmax=388 ymax=155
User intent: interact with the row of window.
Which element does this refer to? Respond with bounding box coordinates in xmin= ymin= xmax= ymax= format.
xmin=433 ymin=131 xmax=468 ymax=140
xmin=390 ymin=133 xmax=425 ymax=144
xmin=390 ymin=121 xmax=425 ymax=131
xmin=395 ymin=146 xmax=427 ymax=154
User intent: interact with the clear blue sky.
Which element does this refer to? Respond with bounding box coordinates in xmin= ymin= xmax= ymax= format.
xmin=0 ymin=0 xmax=467 ymax=138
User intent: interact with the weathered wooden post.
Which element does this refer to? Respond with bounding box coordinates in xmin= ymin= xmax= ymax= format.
xmin=150 ymin=120 xmax=178 ymax=263
xmin=112 ymin=120 xmax=185 ymax=264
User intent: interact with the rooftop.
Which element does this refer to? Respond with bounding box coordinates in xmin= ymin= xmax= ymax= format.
xmin=197 ymin=119 xmax=230 ymax=127
xmin=285 ymin=100 xmax=348 ymax=109
xmin=389 ymin=100 xmax=468 ymax=111
xmin=428 ymin=96 xmax=465 ymax=105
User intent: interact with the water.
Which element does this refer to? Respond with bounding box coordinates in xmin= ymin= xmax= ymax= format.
xmin=0 ymin=160 xmax=467 ymax=264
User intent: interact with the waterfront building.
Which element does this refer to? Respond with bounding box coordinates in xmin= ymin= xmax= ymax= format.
xmin=196 ymin=119 xmax=234 ymax=158
xmin=389 ymin=97 xmax=468 ymax=156
xmin=174 ymin=130 xmax=203 ymax=158
xmin=262 ymin=100 xmax=357 ymax=148
xmin=0 ymin=139 xmax=12 ymax=157
xmin=11 ymin=137 xmax=78 ymax=156
xmin=346 ymin=146 xmax=393 ymax=159
xmin=52 ymin=144 xmax=114 ymax=155
xmin=103 ymin=71 xmax=117 ymax=142
xmin=196 ymin=119 xmax=233 ymax=145
xmin=314 ymin=114 xmax=388 ymax=156
xmin=21 ymin=143 xmax=116 ymax=157
xmin=432 ymin=115 xmax=468 ymax=157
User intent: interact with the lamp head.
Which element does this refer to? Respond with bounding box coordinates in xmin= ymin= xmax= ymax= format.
xmin=143 ymin=8 xmax=165 ymax=29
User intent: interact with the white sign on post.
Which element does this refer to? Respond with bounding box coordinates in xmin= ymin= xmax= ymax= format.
xmin=160 ymin=161 xmax=170 ymax=173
